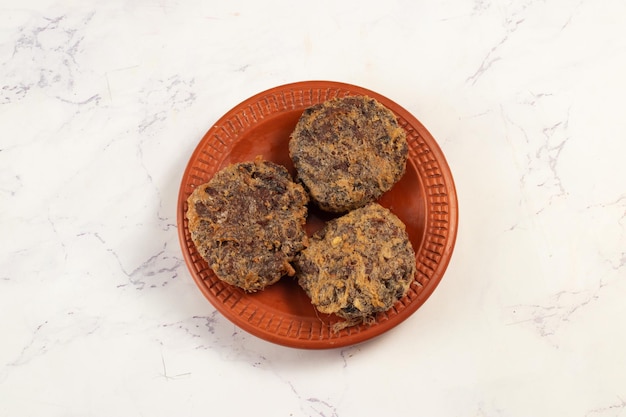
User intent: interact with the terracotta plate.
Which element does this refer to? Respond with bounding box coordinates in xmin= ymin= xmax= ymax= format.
xmin=177 ymin=81 xmax=458 ymax=349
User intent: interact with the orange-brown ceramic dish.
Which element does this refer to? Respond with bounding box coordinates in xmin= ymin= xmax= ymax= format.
xmin=177 ymin=81 xmax=458 ymax=349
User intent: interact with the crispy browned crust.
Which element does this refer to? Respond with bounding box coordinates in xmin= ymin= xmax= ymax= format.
xmin=295 ymin=203 xmax=416 ymax=325
xmin=186 ymin=158 xmax=309 ymax=292
xmin=289 ymin=96 xmax=408 ymax=213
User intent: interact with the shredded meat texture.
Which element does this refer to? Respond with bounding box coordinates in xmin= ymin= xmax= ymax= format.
xmin=289 ymin=95 xmax=408 ymax=213
xmin=295 ymin=203 xmax=416 ymax=327
xmin=186 ymin=158 xmax=309 ymax=292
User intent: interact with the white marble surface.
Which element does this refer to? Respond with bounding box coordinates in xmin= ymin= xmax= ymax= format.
xmin=1 ymin=0 xmax=625 ymax=415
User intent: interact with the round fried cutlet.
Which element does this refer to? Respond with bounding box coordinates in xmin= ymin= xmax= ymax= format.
xmin=289 ymin=95 xmax=408 ymax=213
xmin=295 ymin=203 xmax=416 ymax=327
xmin=186 ymin=158 xmax=309 ymax=292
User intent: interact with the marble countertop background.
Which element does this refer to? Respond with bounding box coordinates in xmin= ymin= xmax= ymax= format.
xmin=1 ymin=0 xmax=625 ymax=416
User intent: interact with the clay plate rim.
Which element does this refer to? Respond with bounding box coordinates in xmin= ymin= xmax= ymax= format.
xmin=177 ymin=80 xmax=458 ymax=349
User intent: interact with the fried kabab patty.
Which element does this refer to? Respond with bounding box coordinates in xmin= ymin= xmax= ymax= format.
xmin=289 ymin=95 xmax=408 ymax=213
xmin=295 ymin=203 xmax=416 ymax=326
xmin=186 ymin=158 xmax=309 ymax=292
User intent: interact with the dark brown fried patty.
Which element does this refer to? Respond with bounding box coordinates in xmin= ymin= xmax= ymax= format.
xmin=186 ymin=158 xmax=309 ymax=292
xmin=295 ymin=203 xmax=416 ymax=324
xmin=289 ymin=95 xmax=408 ymax=213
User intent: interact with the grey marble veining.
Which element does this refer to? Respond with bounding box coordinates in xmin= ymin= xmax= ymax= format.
xmin=1 ymin=1 xmax=625 ymax=416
